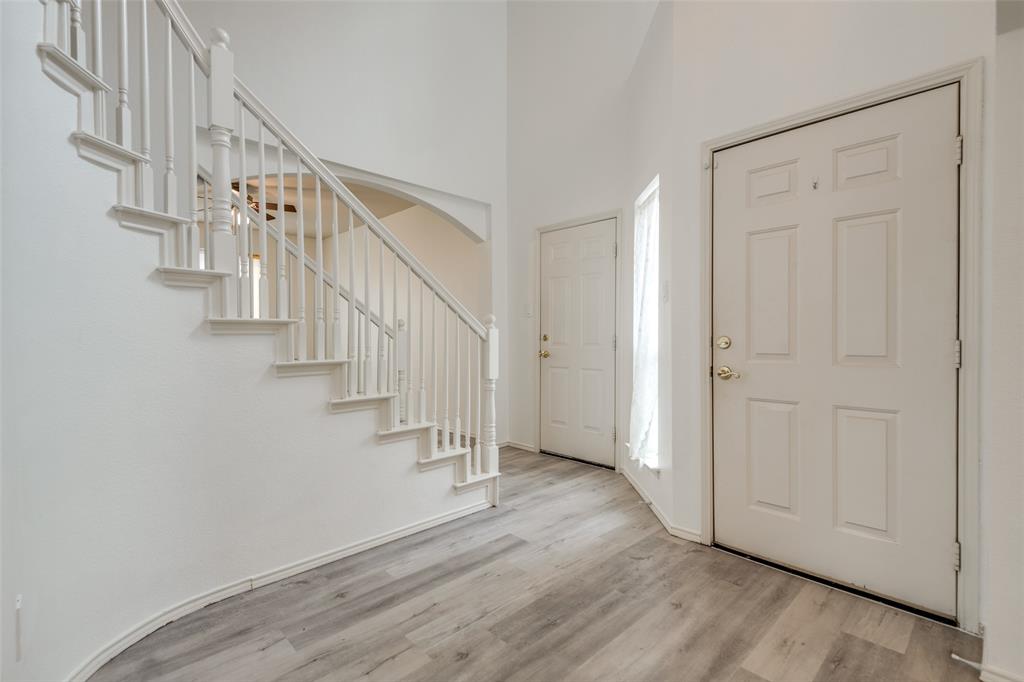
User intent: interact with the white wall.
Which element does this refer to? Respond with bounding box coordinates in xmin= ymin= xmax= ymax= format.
xmin=512 ymin=1 xmax=1021 ymax=675
xmin=507 ymin=0 xmax=658 ymax=450
xmin=616 ymin=1 xmax=675 ymax=522
xmin=0 ymin=5 xmax=488 ymax=680
xmin=183 ymin=0 xmax=511 ymax=444
xmin=982 ymin=4 xmax=1024 ymax=677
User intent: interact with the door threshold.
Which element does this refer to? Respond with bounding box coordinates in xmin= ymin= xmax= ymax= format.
xmin=712 ymin=543 xmax=959 ymax=628
xmin=539 ymin=449 xmax=614 ymax=471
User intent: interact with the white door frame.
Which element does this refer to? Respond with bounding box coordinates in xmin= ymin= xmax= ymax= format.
xmin=535 ymin=211 xmax=621 ymax=467
xmin=698 ymin=59 xmax=984 ymax=632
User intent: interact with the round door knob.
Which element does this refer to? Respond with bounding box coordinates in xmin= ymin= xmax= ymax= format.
xmin=539 ymin=350 xmax=551 ymax=359
xmin=717 ymin=365 xmax=741 ymax=380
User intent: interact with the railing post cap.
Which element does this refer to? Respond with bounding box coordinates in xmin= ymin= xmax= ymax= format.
xmin=484 ymin=314 xmax=497 ymax=328
xmin=211 ymin=28 xmax=231 ymax=50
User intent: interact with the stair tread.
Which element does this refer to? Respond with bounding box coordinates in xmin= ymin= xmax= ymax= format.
xmin=378 ymin=422 xmax=436 ymax=437
xmin=276 ymin=359 xmax=351 ymax=367
xmin=113 ymin=204 xmax=192 ymax=225
xmin=454 ymin=471 xmax=501 ymax=488
xmin=207 ymin=317 xmax=298 ymax=324
xmin=71 ymin=131 xmax=148 ymax=164
xmin=38 ymin=43 xmax=111 ymax=93
xmin=330 ymin=393 xmax=398 ymax=404
xmin=158 ymin=267 xmax=231 ymax=276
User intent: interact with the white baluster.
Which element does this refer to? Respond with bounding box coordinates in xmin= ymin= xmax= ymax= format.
xmin=396 ymin=319 xmax=406 ymax=429
xmin=474 ymin=334 xmax=482 ymax=475
xmin=115 ymin=0 xmax=131 ymax=148
xmin=391 ymin=250 xmax=398 ymax=395
xmin=313 ymin=178 xmax=325 ymax=359
xmin=406 ymin=264 xmax=413 ymax=423
xmin=377 ymin=237 xmax=385 ymax=395
xmin=362 ymin=221 xmax=371 ymax=393
xmin=347 ymin=207 xmax=356 ymax=394
xmin=295 ymin=161 xmax=307 ymax=359
xmin=482 ymin=315 xmax=499 ymax=475
xmin=236 ymin=102 xmax=250 ymax=318
xmin=43 ymin=0 xmax=60 ymax=46
xmin=137 ymin=0 xmax=153 ymax=207
xmin=91 ymin=0 xmax=105 ymax=138
xmin=70 ymin=0 xmax=85 ymax=64
xmin=208 ymin=29 xmax=235 ymax=317
xmin=455 ymin=316 xmax=462 ymax=449
xmin=56 ymin=0 xmax=70 ymax=52
xmin=276 ymin=143 xmax=288 ymax=318
xmin=466 ymin=323 xmax=472 ymax=453
xmin=431 ymin=290 xmax=438 ymax=426
xmin=188 ymin=57 xmax=199 ymax=268
xmin=419 ymin=278 xmax=427 ymax=424
xmin=442 ymin=305 xmax=449 ymax=451
xmin=163 ymin=14 xmax=176 ymax=218
xmin=332 ymin=195 xmax=342 ymax=360
xmin=202 ymin=180 xmax=211 ymax=269
xmin=257 ymin=121 xmax=269 ymax=319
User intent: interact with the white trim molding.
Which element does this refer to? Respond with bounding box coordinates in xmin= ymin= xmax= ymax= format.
xmin=621 ymin=466 xmax=701 ymax=544
xmin=698 ymin=59 xmax=984 ymax=632
xmin=68 ymin=501 xmax=492 ymax=682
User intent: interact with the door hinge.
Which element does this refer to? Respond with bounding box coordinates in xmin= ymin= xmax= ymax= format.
xmin=954 ymin=135 xmax=963 ymax=165
xmin=953 ymin=338 xmax=962 ymax=368
xmin=612 ymin=427 xmax=617 ymax=443
xmin=612 ymin=334 xmax=617 ymax=351
xmin=953 ymin=540 xmax=962 ymax=572
xmin=613 ymin=242 xmax=618 ymax=258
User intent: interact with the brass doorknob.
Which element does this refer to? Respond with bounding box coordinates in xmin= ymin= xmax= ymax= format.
xmin=717 ymin=366 xmax=741 ymax=380
xmin=539 ymin=350 xmax=551 ymax=359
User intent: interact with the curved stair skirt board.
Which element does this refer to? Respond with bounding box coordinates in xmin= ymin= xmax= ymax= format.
xmin=620 ymin=465 xmax=704 ymax=545
xmin=37 ymin=42 xmax=109 ymax=133
xmin=71 ymin=132 xmax=147 ymax=207
xmin=112 ymin=205 xmax=192 ymax=268
xmin=66 ymin=499 xmax=493 ymax=682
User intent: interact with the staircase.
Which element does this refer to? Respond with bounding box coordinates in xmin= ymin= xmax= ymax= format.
xmin=34 ymin=0 xmax=501 ymax=502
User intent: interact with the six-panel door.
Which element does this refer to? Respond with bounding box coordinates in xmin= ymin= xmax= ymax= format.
xmin=540 ymin=219 xmax=616 ymax=467
xmin=712 ymin=85 xmax=960 ymax=617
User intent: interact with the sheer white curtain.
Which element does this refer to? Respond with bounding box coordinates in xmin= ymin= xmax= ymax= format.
xmin=630 ymin=178 xmax=659 ymax=469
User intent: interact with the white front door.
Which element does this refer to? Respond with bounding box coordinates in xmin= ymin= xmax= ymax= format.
xmin=712 ymin=85 xmax=960 ymax=617
xmin=539 ymin=219 xmax=616 ymax=467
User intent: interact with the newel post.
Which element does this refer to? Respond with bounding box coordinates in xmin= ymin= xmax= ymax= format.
xmin=208 ymin=29 xmax=236 ymax=316
xmin=482 ymin=314 xmax=499 ymax=474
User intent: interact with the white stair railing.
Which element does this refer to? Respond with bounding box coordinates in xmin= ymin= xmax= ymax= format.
xmin=37 ymin=0 xmax=500 ymax=478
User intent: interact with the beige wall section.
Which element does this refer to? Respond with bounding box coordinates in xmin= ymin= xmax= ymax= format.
xmin=382 ymin=206 xmax=489 ymax=321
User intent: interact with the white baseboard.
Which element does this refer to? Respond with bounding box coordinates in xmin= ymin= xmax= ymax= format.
xmin=620 ymin=466 xmax=705 ymax=545
xmin=982 ymin=664 xmax=1024 ymax=682
xmin=68 ymin=500 xmax=492 ymax=681
xmin=499 ymin=440 xmax=538 ymax=452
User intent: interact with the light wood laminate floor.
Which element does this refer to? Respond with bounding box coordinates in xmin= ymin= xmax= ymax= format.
xmin=93 ymin=448 xmax=981 ymax=682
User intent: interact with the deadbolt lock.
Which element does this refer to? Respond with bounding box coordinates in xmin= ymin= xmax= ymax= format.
xmin=542 ymin=334 xmax=549 ymax=342
xmin=716 ymin=336 xmax=732 ymax=349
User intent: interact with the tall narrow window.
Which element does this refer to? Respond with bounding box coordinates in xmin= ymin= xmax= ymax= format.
xmin=630 ymin=176 xmax=659 ymax=469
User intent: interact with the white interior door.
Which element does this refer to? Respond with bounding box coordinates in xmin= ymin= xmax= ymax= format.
xmin=540 ymin=219 xmax=616 ymax=467
xmin=712 ymin=85 xmax=960 ymax=617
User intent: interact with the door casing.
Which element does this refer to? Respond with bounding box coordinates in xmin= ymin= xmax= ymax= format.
xmin=535 ymin=212 xmax=621 ymax=468
xmin=698 ymin=59 xmax=984 ymax=632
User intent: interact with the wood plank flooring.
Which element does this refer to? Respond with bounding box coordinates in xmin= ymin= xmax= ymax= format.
xmin=93 ymin=448 xmax=982 ymax=681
